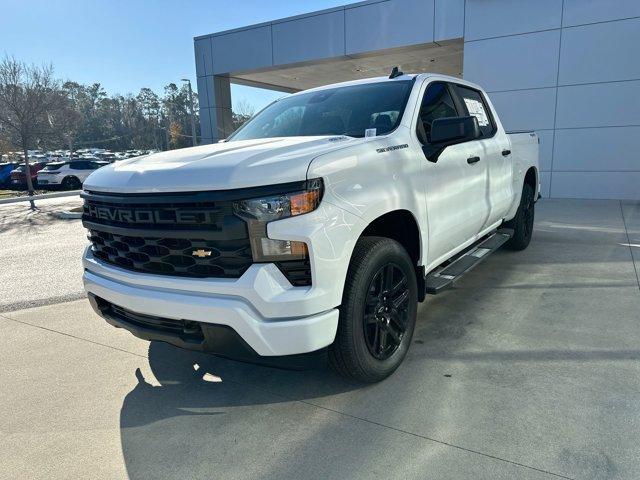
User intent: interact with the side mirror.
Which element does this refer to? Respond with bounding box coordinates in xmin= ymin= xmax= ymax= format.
xmin=422 ymin=116 xmax=481 ymax=162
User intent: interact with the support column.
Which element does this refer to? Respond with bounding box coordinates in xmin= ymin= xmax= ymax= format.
xmin=197 ymin=75 xmax=233 ymax=144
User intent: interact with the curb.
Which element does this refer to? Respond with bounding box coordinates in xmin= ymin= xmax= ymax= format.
xmin=0 ymin=190 xmax=81 ymax=205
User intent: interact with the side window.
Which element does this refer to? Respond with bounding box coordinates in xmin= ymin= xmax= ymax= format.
xmin=417 ymin=82 xmax=459 ymax=143
xmin=69 ymin=162 xmax=83 ymax=170
xmin=454 ymin=85 xmax=496 ymax=137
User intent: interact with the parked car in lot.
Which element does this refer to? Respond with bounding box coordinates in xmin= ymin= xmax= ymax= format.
xmin=82 ymin=72 xmax=539 ymax=382
xmin=38 ymin=160 xmax=107 ymax=190
xmin=0 ymin=162 xmax=20 ymax=186
xmin=10 ymin=161 xmax=48 ymax=187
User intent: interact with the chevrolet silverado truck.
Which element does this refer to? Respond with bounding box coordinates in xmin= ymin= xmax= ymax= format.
xmin=82 ymin=71 xmax=539 ymax=382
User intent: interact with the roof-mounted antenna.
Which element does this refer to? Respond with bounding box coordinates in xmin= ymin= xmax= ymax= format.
xmin=389 ymin=66 xmax=404 ymax=79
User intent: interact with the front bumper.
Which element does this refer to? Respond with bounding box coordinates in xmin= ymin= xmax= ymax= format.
xmin=82 ymin=199 xmax=364 ymax=357
xmin=83 ymin=258 xmax=338 ymax=356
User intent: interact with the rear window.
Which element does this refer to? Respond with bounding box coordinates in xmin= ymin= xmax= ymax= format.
xmin=43 ymin=163 xmax=65 ymax=171
xmin=454 ymin=85 xmax=496 ymax=137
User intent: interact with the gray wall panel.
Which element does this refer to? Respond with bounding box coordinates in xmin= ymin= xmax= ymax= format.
xmin=537 ymin=130 xmax=555 ymax=172
xmin=556 ymin=80 xmax=640 ymax=129
xmin=553 ymin=126 xmax=640 ymax=172
xmin=199 ymin=107 xmax=213 ymax=140
xmin=489 ymin=88 xmax=557 ymax=131
xmin=345 ymin=0 xmax=434 ymax=55
xmin=435 ymin=0 xmax=464 ymax=41
xmin=273 ymin=11 xmax=345 ymax=65
xmin=194 ymin=38 xmax=213 ymax=77
xmin=539 ymin=171 xmax=551 ymax=198
xmin=465 ymin=30 xmax=560 ymax=91
xmin=196 ymin=76 xmax=213 ymax=109
xmin=211 ymin=26 xmax=273 ymax=74
xmin=559 ymin=18 xmax=640 ymax=85
xmin=465 ymin=0 xmax=562 ymax=41
xmin=563 ymin=0 xmax=640 ymax=27
xmin=550 ymin=172 xmax=640 ymax=199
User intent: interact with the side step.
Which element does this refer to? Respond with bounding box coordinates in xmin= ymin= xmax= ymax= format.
xmin=425 ymin=228 xmax=513 ymax=295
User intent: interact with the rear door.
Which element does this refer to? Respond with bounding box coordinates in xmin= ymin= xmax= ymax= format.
xmin=415 ymin=80 xmax=490 ymax=264
xmin=452 ymin=84 xmax=512 ymax=228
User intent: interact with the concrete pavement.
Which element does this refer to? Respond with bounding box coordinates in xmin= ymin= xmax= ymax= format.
xmin=1 ymin=199 xmax=639 ymax=479
xmin=0 ymin=197 xmax=86 ymax=312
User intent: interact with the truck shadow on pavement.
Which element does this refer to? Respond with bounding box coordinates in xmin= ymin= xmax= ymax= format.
xmin=119 ymin=341 xmax=374 ymax=478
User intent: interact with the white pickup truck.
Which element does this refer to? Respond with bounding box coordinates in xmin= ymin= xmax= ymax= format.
xmin=82 ymin=71 xmax=539 ymax=382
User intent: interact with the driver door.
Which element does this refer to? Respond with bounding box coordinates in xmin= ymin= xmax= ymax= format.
xmin=416 ymin=81 xmax=489 ymax=264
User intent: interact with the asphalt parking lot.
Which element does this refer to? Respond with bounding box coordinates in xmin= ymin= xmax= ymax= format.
xmin=1 ymin=198 xmax=639 ymax=479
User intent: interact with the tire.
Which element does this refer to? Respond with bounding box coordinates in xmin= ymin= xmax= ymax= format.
xmin=504 ymin=182 xmax=535 ymax=251
xmin=62 ymin=176 xmax=82 ymax=190
xmin=329 ymin=236 xmax=418 ymax=383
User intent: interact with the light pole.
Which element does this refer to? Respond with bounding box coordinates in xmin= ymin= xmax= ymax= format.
xmin=181 ymin=78 xmax=198 ymax=146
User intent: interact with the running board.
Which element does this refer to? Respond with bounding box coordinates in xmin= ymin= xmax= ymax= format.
xmin=425 ymin=228 xmax=513 ymax=295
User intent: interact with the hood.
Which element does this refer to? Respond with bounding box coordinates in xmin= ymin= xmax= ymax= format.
xmin=83 ymin=136 xmax=360 ymax=193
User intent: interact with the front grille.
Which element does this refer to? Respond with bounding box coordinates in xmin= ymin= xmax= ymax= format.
xmin=88 ymin=229 xmax=252 ymax=278
xmin=83 ymin=190 xmax=253 ymax=279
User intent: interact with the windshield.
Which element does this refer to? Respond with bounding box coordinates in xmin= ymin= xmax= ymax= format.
xmin=229 ymin=80 xmax=414 ymax=141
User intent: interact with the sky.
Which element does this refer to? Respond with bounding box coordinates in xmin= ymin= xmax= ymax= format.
xmin=1 ymin=0 xmax=349 ymax=111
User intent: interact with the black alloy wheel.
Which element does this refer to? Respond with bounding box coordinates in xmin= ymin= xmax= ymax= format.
xmin=363 ymin=263 xmax=410 ymax=360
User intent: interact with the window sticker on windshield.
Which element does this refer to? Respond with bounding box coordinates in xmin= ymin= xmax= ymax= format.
xmin=365 ymin=128 xmax=377 ymax=138
xmin=463 ymin=98 xmax=489 ymax=127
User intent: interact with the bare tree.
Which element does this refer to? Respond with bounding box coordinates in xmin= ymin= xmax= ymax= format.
xmin=0 ymin=56 xmax=64 ymax=208
xmin=231 ymin=99 xmax=256 ymax=132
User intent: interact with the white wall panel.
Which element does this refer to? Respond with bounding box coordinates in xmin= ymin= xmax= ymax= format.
xmin=489 ymin=88 xmax=557 ymax=131
xmin=550 ymin=172 xmax=640 ymax=199
xmin=559 ymin=18 xmax=640 ymax=85
xmin=465 ymin=30 xmax=560 ymax=92
xmin=435 ymin=0 xmax=464 ymax=41
xmin=563 ymin=0 xmax=640 ymax=27
xmin=553 ymin=127 xmax=640 ymax=172
xmin=273 ymin=11 xmax=345 ymax=65
xmin=212 ymin=26 xmax=273 ymax=74
xmin=556 ymin=80 xmax=640 ymax=129
xmin=345 ymin=0 xmax=434 ymax=55
xmin=465 ymin=0 xmax=562 ymax=41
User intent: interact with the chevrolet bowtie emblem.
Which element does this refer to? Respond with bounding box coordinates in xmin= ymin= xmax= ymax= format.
xmin=192 ymin=249 xmax=212 ymax=258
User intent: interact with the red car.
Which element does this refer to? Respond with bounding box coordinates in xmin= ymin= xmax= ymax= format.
xmin=10 ymin=161 xmax=48 ymax=187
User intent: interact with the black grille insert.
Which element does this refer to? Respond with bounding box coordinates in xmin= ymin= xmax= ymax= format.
xmin=83 ymin=190 xmax=253 ymax=279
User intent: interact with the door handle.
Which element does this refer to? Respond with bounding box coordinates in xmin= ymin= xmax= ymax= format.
xmin=467 ymin=156 xmax=481 ymax=164
xmin=502 ymin=149 xmax=511 ymax=156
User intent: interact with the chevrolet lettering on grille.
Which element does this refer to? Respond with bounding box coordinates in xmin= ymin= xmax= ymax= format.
xmin=84 ymin=204 xmax=221 ymax=225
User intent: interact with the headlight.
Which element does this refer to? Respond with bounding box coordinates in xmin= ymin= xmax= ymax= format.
xmin=234 ymin=179 xmax=323 ymax=262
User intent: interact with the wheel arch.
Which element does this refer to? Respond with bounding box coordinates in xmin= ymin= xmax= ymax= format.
xmin=524 ymin=166 xmax=538 ymax=198
xmin=358 ymin=209 xmax=425 ymax=301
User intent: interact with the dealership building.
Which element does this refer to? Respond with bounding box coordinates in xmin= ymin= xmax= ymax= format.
xmin=194 ymin=0 xmax=640 ymax=199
